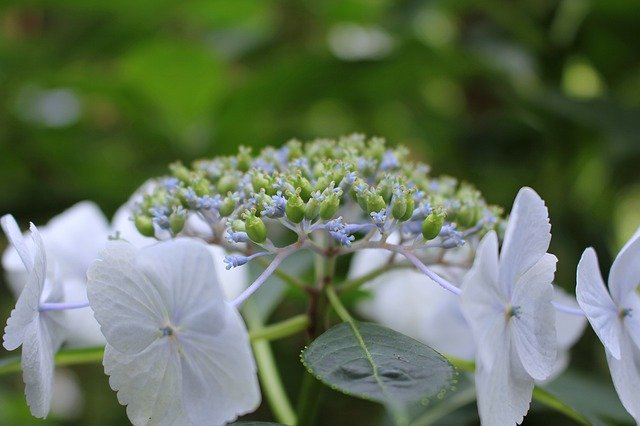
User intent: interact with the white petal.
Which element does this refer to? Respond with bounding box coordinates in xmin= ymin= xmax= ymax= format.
xmin=510 ymin=254 xmax=557 ymax=380
xmin=609 ymin=226 xmax=640 ymax=304
xmin=606 ymin=331 xmax=640 ymax=423
xmin=621 ymin=293 xmax=640 ymax=353
xmin=134 ymin=239 xmax=225 ymax=326
xmin=87 ymin=241 xmax=169 ymax=354
xmin=21 ymin=314 xmax=67 ymax=419
xmin=576 ymin=248 xmax=622 ymax=359
xmin=104 ymin=343 xmax=186 ymax=426
xmin=554 ymin=288 xmax=587 ymax=350
xmin=499 ymin=187 xmax=551 ymax=296
xmin=461 ymin=231 xmax=504 ymax=369
xmin=63 ymin=278 xmax=106 ymax=347
xmin=40 ymin=201 xmax=110 ymax=277
xmin=1 ymin=214 xmax=33 ymax=271
xmin=4 ymin=225 xmax=48 ymax=351
xmin=475 ymin=336 xmax=534 ymax=426
xmin=179 ymin=303 xmax=260 ymax=425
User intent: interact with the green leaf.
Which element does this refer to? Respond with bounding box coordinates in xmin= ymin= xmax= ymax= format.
xmin=301 ymin=322 xmax=456 ymax=424
xmin=544 ymin=371 xmax=635 ymax=426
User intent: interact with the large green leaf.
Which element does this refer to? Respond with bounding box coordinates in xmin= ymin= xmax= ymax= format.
xmin=301 ymin=322 xmax=456 ymax=424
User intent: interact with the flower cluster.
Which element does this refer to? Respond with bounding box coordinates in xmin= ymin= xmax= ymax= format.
xmin=130 ymin=135 xmax=504 ymax=251
xmin=1 ymin=136 xmax=639 ymax=426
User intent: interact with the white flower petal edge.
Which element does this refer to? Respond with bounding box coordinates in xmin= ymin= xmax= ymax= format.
xmin=576 ymin=229 xmax=640 ymax=423
xmin=461 ymin=187 xmax=557 ymax=426
xmin=1 ymin=216 xmax=66 ymax=419
xmin=87 ymin=238 xmax=260 ymax=426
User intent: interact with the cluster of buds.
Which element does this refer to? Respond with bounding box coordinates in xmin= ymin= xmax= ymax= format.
xmin=132 ymin=135 xmax=504 ymax=255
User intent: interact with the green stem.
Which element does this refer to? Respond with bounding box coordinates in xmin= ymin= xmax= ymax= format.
xmin=0 ymin=346 xmax=105 ymax=376
xmin=296 ymin=241 xmax=334 ymax=426
xmin=252 ymin=339 xmax=296 ymax=425
xmin=244 ymin=305 xmax=297 ymax=426
xmin=249 ymin=315 xmax=309 ymax=342
xmin=325 ymin=285 xmax=353 ymax=324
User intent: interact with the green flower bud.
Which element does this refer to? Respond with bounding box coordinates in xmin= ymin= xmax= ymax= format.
xmin=252 ymin=172 xmax=271 ymax=193
xmin=305 ymin=194 xmax=322 ymax=220
xmin=217 ymin=175 xmax=238 ymax=194
xmin=320 ymin=191 xmax=341 ymax=220
xmin=391 ymin=194 xmax=407 ymax=220
xmin=285 ymin=191 xmax=305 ymax=223
xmin=366 ymin=192 xmax=387 ymax=215
xmin=315 ymin=175 xmax=331 ymax=192
xmin=134 ymin=215 xmax=155 ymax=237
xmin=293 ymin=175 xmax=313 ymax=201
xmin=456 ymin=204 xmax=480 ymax=228
xmin=399 ymin=194 xmax=415 ymax=222
xmin=231 ymin=219 xmax=246 ymax=232
xmin=422 ymin=212 xmax=446 ymax=240
xmin=237 ymin=146 xmax=252 ymax=172
xmin=192 ymin=176 xmax=211 ymax=197
xmin=169 ymin=162 xmax=191 ymax=183
xmin=219 ymin=196 xmax=236 ymax=217
xmin=243 ymin=210 xmax=267 ymax=244
xmin=169 ymin=210 xmax=187 ymax=234
xmin=377 ymin=179 xmax=394 ymax=203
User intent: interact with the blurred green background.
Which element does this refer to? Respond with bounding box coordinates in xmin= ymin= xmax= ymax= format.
xmin=1 ymin=0 xmax=639 ymax=424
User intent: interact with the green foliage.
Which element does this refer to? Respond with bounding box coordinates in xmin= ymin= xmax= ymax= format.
xmin=301 ymin=322 xmax=456 ymax=425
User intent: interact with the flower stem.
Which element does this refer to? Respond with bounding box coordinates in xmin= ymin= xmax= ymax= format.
xmin=244 ymin=303 xmax=297 ymax=426
xmin=0 ymin=346 xmax=105 ymax=376
xmin=249 ymin=315 xmax=309 ymax=342
xmin=232 ymin=242 xmax=300 ymax=307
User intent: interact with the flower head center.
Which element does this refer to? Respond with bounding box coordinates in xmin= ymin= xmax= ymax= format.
xmin=619 ymin=307 xmax=632 ymax=320
xmin=161 ymin=326 xmax=175 ymax=337
xmin=506 ymin=305 xmax=522 ymax=320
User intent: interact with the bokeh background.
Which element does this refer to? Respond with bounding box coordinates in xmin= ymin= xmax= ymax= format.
xmin=1 ymin=0 xmax=639 ymax=424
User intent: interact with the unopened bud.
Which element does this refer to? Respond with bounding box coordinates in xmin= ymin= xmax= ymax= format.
xmin=422 ymin=212 xmax=446 ymax=240
xmin=244 ymin=210 xmax=267 ymax=243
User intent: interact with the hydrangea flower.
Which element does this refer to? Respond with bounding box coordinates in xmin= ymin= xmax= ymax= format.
xmin=87 ymin=238 xmax=260 ymax=425
xmin=350 ymin=234 xmax=584 ymax=377
xmin=1 ymin=215 xmax=67 ymax=418
xmin=576 ymin=228 xmax=640 ymax=422
xmin=3 ymin=202 xmax=110 ymax=347
xmin=460 ymin=187 xmax=557 ymax=425
xmin=2 ymin=199 xmax=249 ymax=347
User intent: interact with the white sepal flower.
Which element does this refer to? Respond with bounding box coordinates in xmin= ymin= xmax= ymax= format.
xmin=2 ymin=202 xmax=109 ymax=347
xmin=576 ymin=228 xmax=640 ymax=423
xmin=460 ymin=187 xmax=557 ymax=425
xmin=87 ymin=238 xmax=260 ymax=426
xmin=1 ymin=215 xmax=67 ymax=419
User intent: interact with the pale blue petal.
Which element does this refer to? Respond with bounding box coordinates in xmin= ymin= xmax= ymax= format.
xmin=606 ymin=330 xmax=640 ymax=423
xmin=609 ymin=226 xmax=640 ymax=305
xmin=499 ymin=187 xmax=551 ymax=297
xmin=511 ymin=254 xmax=557 ymax=381
xmin=87 ymin=241 xmax=168 ymax=355
xmin=461 ymin=231 xmax=504 ymax=369
xmin=576 ymin=248 xmax=622 ymax=359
